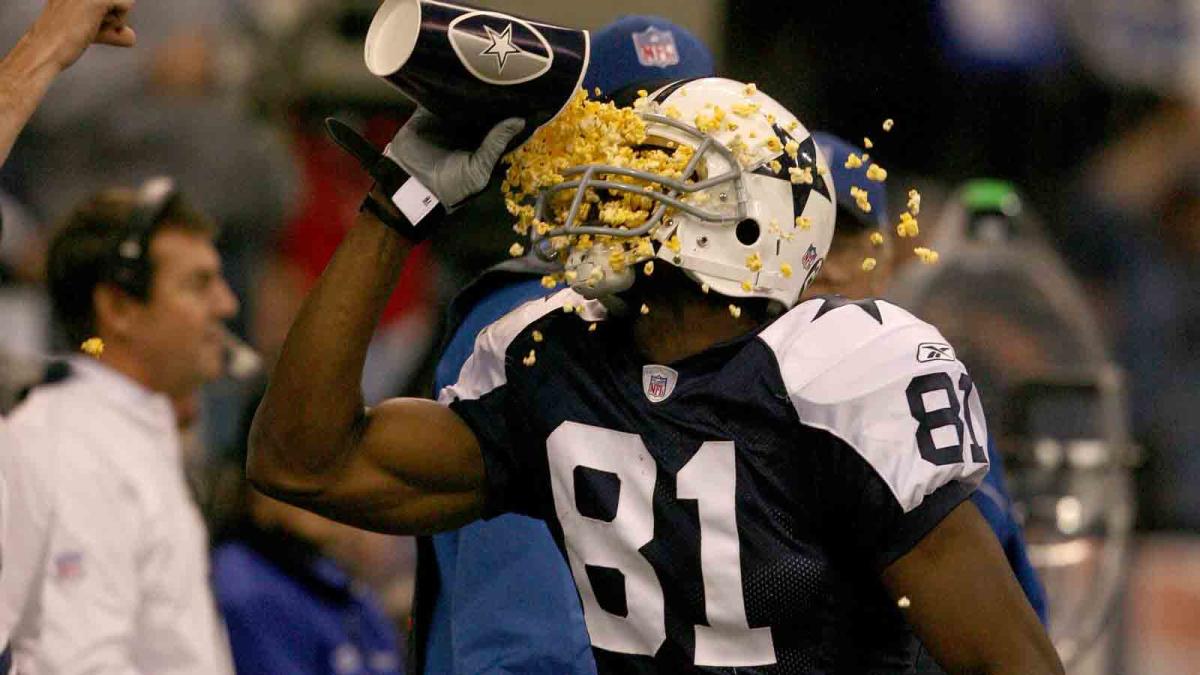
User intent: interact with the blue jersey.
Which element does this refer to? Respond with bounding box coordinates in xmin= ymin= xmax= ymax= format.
xmin=213 ymin=527 xmax=403 ymax=675
xmin=439 ymin=291 xmax=988 ymax=673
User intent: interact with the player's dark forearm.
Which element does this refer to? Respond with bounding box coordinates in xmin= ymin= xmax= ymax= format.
xmin=249 ymin=210 xmax=413 ymax=498
xmin=0 ymin=32 xmax=63 ymax=165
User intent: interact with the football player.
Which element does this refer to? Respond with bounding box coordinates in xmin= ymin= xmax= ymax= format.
xmin=250 ymin=79 xmax=1064 ymax=673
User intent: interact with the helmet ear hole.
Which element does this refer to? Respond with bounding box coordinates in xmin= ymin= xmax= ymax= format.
xmin=735 ymin=219 xmax=761 ymax=246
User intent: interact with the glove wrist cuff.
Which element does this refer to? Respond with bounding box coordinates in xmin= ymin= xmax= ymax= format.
xmin=363 ymin=170 xmax=446 ymax=242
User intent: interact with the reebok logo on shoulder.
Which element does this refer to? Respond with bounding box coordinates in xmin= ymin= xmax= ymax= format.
xmin=916 ymin=342 xmax=955 ymax=363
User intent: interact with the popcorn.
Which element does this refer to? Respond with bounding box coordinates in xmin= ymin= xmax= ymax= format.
xmin=731 ymin=102 xmax=760 ymax=117
xmin=640 ymin=304 xmax=651 ymax=315
xmin=863 ymin=137 xmax=874 ymax=149
xmin=594 ymin=87 xmax=602 ymax=97
xmin=541 ymin=275 xmax=559 ymax=289
xmin=784 ymin=139 xmax=800 ymax=159
xmin=844 ymin=153 xmax=864 ymax=170
xmin=768 ymin=159 xmax=782 ymax=174
xmin=780 ymin=263 xmax=794 ymax=278
xmin=563 ymin=303 xmax=576 ymax=314
xmin=861 ymin=257 xmax=878 ymax=272
xmin=509 ymin=242 xmax=526 ymax=258
xmin=523 ymin=350 xmax=537 ymax=367
xmin=870 ymin=231 xmax=885 ymax=246
xmin=896 ymin=212 xmax=919 ymax=238
xmin=883 ymin=118 xmax=895 ymax=132
xmin=532 ymin=330 xmax=544 ymax=343
xmin=850 ymin=186 xmax=873 ymax=213
xmin=796 ymin=216 xmax=812 ymax=230
xmin=897 ymin=596 xmax=911 ymax=609
xmin=765 ymin=136 xmax=782 ymax=153
xmin=741 ymin=280 xmax=754 ymax=292
xmin=914 ymin=247 xmax=940 ymax=264
xmin=743 ymin=83 xmax=758 ymax=96
xmin=81 ymin=337 xmax=104 ymax=357
xmin=907 ymin=188 xmax=922 ymax=215
xmin=588 ymin=322 xmax=598 ymax=332
xmin=789 ymin=167 xmax=814 ymax=185
xmin=866 ymin=164 xmax=888 ymax=182
xmin=728 ymin=304 xmax=742 ymax=318
xmin=746 ymin=252 xmax=763 ymax=272
xmin=701 ymin=283 xmax=711 ymax=294
xmin=665 ymin=235 xmax=682 ymax=253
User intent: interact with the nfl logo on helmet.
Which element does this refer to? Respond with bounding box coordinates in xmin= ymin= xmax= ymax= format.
xmin=632 ymin=26 xmax=680 ymax=67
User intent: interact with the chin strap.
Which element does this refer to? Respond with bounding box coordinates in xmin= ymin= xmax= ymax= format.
xmin=325 ymin=118 xmax=445 ymax=241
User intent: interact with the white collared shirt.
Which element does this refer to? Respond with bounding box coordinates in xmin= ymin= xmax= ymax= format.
xmin=3 ymin=358 xmax=233 ymax=674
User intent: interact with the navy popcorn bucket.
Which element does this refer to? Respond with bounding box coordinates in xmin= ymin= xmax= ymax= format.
xmin=365 ymin=0 xmax=590 ymax=145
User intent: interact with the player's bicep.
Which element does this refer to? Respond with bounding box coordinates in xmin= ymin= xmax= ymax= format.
xmin=881 ymin=501 xmax=1063 ymax=674
xmin=303 ymin=397 xmax=488 ymax=534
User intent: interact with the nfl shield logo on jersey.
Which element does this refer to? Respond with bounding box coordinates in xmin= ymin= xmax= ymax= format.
xmin=801 ymin=244 xmax=819 ymax=270
xmin=632 ymin=26 xmax=680 ymax=67
xmin=642 ymin=364 xmax=679 ymax=403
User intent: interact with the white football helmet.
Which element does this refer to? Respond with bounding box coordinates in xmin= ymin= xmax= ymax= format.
xmin=530 ymin=77 xmax=836 ymax=309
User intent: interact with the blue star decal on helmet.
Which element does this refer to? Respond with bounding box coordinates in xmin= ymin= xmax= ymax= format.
xmin=753 ymin=124 xmax=833 ymax=225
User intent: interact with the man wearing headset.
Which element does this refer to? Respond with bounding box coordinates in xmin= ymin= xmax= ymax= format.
xmin=2 ymin=181 xmax=236 ymax=673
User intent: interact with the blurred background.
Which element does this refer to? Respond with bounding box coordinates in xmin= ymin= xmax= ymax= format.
xmin=2 ymin=0 xmax=1198 ymax=672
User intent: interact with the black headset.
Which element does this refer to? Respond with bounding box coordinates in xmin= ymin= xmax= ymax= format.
xmin=108 ymin=176 xmax=181 ymax=298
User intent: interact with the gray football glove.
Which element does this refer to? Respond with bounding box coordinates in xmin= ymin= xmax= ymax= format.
xmin=384 ymin=109 xmax=525 ymax=211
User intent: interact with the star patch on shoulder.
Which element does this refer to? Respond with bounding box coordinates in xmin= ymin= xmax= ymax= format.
xmin=811 ymin=295 xmax=883 ymax=324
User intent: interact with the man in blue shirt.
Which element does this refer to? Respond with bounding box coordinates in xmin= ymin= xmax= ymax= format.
xmin=416 ymin=16 xmax=715 ymax=674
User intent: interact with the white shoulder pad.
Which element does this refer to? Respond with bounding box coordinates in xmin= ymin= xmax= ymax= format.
xmin=437 ymin=288 xmax=605 ymax=404
xmin=760 ymin=297 xmax=989 ymax=511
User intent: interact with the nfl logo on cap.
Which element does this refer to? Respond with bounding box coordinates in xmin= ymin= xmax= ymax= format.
xmin=632 ymin=26 xmax=680 ymax=67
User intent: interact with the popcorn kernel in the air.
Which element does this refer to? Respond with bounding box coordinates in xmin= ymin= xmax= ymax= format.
xmin=898 ymin=596 xmax=911 ymax=609
xmin=563 ymin=303 xmax=576 ymax=314
xmin=866 ymin=164 xmax=888 ymax=182
xmin=541 ymin=275 xmax=558 ymax=289
xmin=862 ymin=257 xmax=878 ymax=272
xmin=844 ymin=154 xmax=864 ymax=170
xmin=741 ymin=280 xmax=753 ymax=292
xmin=896 ymin=212 xmax=919 ymax=238
xmin=665 ymin=235 xmax=682 ymax=252
xmin=588 ymin=323 xmax=598 ymax=332
xmin=637 ymin=89 xmax=649 ymax=98
xmin=870 ymin=232 xmax=885 ymax=246
xmin=643 ymin=261 xmax=655 ymax=276
xmin=508 ymin=243 xmax=525 ymax=257
xmin=864 ymin=137 xmax=874 ymax=149
xmin=785 ymin=139 xmax=800 ymax=159
xmin=640 ymin=304 xmax=651 ymax=315
xmin=729 ymin=304 xmax=742 ymax=318
xmin=532 ymin=330 xmax=544 ymax=343
xmin=743 ymin=83 xmax=758 ymax=96
xmin=883 ymin=119 xmax=895 ymax=132
xmin=780 ymin=263 xmax=793 ymax=278
xmin=523 ymin=350 xmax=537 ymax=367
xmin=765 ymin=136 xmax=782 ymax=153
xmin=790 ymin=167 xmax=814 ymax=185
xmin=701 ymin=283 xmax=711 ymax=294
xmin=81 ymin=337 xmax=104 ymax=357
xmin=768 ymin=160 xmax=782 ymax=174
xmin=796 ymin=216 xmax=812 ymax=230
xmin=594 ymin=87 xmax=602 ymax=97
xmin=914 ymin=247 xmax=940 ymax=264
xmin=746 ymin=252 xmax=763 ymax=272
xmin=907 ymin=189 xmax=922 ymax=215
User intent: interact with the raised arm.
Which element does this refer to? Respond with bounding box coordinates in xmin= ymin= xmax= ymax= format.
xmin=0 ymin=0 xmax=135 ymax=165
xmin=882 ymin=501 xmax=1064 ymax=675
xmin=247 ymin=111 xmax=524 ymax=534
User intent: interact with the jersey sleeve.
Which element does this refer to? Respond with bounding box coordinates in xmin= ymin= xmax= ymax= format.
xmin=763 ymin=300 xmax=990 ymax=569
xmin=436 ymin=289 xmax=579 ymax=519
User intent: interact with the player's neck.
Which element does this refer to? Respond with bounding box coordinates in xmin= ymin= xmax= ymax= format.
xmin=631 ymin=296 xmax=762 ymax=364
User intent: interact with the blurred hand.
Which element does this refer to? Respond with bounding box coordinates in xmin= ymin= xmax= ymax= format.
xmin=30 ymin=0 xmax=136 ymax=70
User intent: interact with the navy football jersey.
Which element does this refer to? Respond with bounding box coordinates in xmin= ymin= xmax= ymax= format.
xmin=438 ymin=290 xmax=989 ymax=674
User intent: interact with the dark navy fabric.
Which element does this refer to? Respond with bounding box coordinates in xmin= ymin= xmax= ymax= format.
xmin=213 ymin=529 xmax=403 ymax=675
xmin=424 ymin=276 xmax=597 ymax=675
xmin=449 ymin=308 xmax=972 ymax=673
